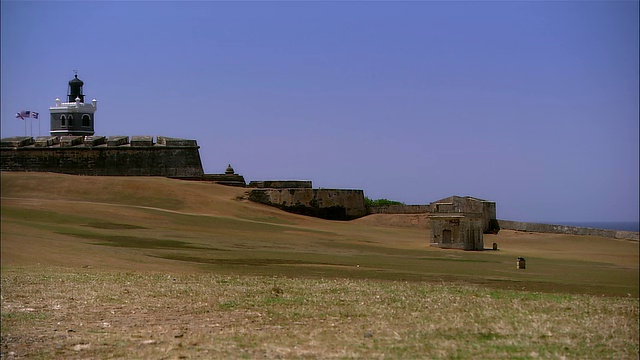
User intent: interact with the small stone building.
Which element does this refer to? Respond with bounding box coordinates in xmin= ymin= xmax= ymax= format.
xmin=428 ymin=196 xmax=493 ymax=251
xmin=429 ymin=196 xmax=498 ymax=234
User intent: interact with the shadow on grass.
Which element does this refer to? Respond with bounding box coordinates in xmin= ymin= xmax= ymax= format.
xmin=155 ymin=255 xmax=333 ymax=267
xmin=58 ymin=232 xmax=216 ymax=250
xmin=83 ymin=222 xmax=148 ymax=230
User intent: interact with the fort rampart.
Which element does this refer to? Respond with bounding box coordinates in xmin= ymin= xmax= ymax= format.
xmin=248 ymin=188 xmax=366 ymax=220
xmin=498 ymin=220 xmax=639 ymax=241
xmin=0 ymin=136 xmax=204 ymax=178
xmin=367 ymin=205 xmax=430 ymax=214
xmin=248 ymin=180 xmax=312 ymax=189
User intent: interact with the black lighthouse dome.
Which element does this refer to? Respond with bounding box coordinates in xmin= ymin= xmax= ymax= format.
xmin=68 ymin=74 xmax=85 ymax=103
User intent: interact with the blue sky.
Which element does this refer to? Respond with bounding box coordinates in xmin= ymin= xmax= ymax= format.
xmin=1 ymin=1 xmax=638 ymax=223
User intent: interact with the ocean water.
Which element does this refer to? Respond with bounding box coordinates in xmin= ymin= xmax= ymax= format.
xmin=545 ymin=221 xmax=639 ymax=232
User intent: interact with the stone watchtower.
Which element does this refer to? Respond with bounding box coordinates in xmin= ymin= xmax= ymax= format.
xmin=49 ymin=72 xmax=97 ymax=137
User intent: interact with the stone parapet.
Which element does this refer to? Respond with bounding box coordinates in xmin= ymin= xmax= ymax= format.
xmin=35 ymin=136 xmax=60 ymax=147
xmin=60 ymin=136 xmax=84 ymax=147
xmin=157 ymin=136 xmax=197 ymax=147
xmin=131 ymin=136 xmax=154 ymax=147
xmin=107 ymin=136 xmax=129 ymax=147
xmin=199 ymin=174 xmax=247 ymax=187
xmin=1 ymin=136 xmax=199 ymax=149
xmin=367 ymin=205 xmax=429 ymax=214
xmin=84 ymin=136 xmax=106 ymax=147
xmin=1 ymin=136 xmax=34 ymax=148
xmin=248 ymin=180 xmax=312 ymax=189
xmin=498 ymin=220 xmax=639 ymax=241
xmin=1 ymin=135 xmax=204 ymax=177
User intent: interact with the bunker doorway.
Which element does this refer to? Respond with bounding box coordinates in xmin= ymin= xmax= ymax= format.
xmin=442 ymin=230 xmax=452 ymax=244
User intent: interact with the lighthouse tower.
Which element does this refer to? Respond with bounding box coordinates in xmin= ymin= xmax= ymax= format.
xmin=49 ymin=72 xmax=97 ymax=137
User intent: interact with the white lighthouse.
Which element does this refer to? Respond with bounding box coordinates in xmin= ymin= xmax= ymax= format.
xmin=49 ymin=72 xmax=97 ymax=137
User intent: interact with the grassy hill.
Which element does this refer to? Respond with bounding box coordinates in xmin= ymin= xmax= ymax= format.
xmin=1 ymin=172 xmax=638 ymax=358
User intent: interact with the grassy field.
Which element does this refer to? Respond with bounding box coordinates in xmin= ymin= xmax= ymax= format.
xmin=1 ymin=172 xmax=638 ymax=359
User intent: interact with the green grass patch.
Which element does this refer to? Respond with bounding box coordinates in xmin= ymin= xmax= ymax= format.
xmin=235 ymin=215 xmax=297 ymax=225
xmin=58 ymin=232 xmax=209 ymax=250
xmin=83 ymin=222 xmax=147 ymax=230
xmin=156 ymin=255 xmax=335 ymax=267
xmin=1 ymin=311 xmax=47 ymax=321
xmin=1 ymin=207 xmax=95 ymax=225
xmin=158 ymin=211 xmax=336 ymax=236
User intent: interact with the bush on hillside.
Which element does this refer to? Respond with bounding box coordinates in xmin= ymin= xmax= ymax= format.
xmin=365 ymin=197 xmax=405 ymax=207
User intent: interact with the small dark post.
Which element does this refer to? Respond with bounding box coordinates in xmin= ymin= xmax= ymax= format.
xmin=517 ymin=257 xmax=526 ymax=269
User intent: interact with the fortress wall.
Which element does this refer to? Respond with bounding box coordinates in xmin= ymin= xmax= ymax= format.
xmin=367 ymin=205 xmax=430 ymax=214
xmin=1 ymin=136 xmax=204 ymax=177
xmin=248 ymin=180 xmax=312 ymax=189
xmin=498 ymin=220 xmax=639 ymax=241
xmin=248 ymin=188 xmax=366 ymax=220
xmin=198 ymin=174 xmax=246 ymax=186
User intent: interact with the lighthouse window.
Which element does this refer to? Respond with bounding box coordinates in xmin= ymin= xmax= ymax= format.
xmin=82 ymin=114 xmax=90 ymax=126
xmin=68 ymin=115 xmax=73 ymax=126
xmin=60 ymin=115 xmax=66 ymax=126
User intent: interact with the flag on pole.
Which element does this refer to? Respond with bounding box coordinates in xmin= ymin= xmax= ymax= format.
xmin=15 ymin=110 xmax=38 ymax=120
xmin=15 ymin=111 xmax=29 ymax=120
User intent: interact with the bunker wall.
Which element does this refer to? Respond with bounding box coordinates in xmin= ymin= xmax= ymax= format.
xmin=367 ymin=205 xmax=429 ymax=214
xmin=249 ymin=188 xmax=366 ymax=220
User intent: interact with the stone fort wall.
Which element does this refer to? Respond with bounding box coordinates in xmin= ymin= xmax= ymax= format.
xmin=367 ymin=205 xmax=429 ymax=214
xmin=248 ymin=188 xmax=367 ymax=220
xmin=0 ymin=136 xmax=204 ymax=178
xmin=498 ymin=220 xmax=639 ymax=241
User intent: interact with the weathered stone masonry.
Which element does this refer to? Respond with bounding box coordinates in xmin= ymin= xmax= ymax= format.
xmin=426 ymin=196 xmax=498 ymax=250
xmin=498 ymin=220 xmax=639 ymax=241
xmin=0 ymin=136 xmax=204 ymax=178
xmin=249 ymin=188 xmax=367 ymax=220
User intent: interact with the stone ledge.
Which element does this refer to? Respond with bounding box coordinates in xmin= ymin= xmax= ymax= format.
xmin=35 ymin=136 xmax=60 ymax=147
xmin=1 ymin=136 xmax=34 ymax=148
xmin=157 ymin=136 xmax=197 ymax=147
xmin=84 ymin=136 xmax=106 ymax=147
xmin=60 ymin=136 xmax=84 ymax=147
xmin=107 ymin=136 xmax=129 ymax=147
xmin=131 ymin=136 xmax=154 ymax=147
xmin=1 ymin=136 xmax=200 ymax=148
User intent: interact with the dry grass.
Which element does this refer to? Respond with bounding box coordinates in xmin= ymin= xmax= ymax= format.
xmin=1 ymin=172 xmax=639 ymax=359
xmin=2 ymin=267 xmax=638 ymax=359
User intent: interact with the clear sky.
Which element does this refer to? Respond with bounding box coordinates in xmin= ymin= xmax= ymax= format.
xmin=1 ymin=1 xmax=638 ymax=223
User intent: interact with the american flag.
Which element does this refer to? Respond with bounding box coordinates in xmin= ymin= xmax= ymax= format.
xmin=15 ymin=110 xmax=38 ymax=120
xmin=15 ymin=111 xmax=30 ymax=120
